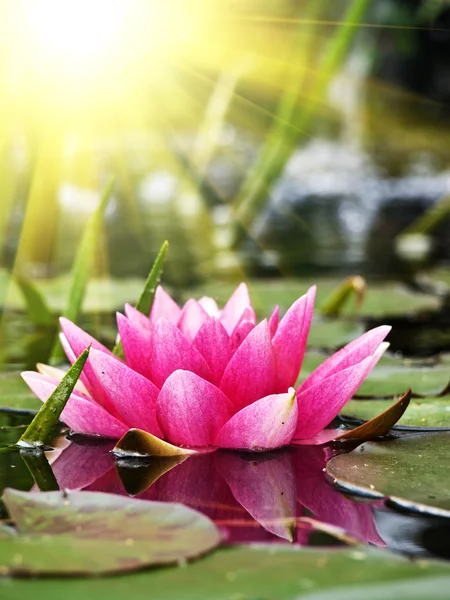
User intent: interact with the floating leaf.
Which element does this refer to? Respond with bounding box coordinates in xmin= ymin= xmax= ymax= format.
xmin=2 ymin=544 xmax=450 ymax=598
xmin=343 ymin=396 xmax=450 ymax=429
xmin=113 ymin=428 xmax=200 ymax=458
xmin=18 ymin=347 xmax=90 ymax=446
xmin=0 ymin=372 xmax=41 ymax=412
xmin=356 ymin=364 xmax=450 ymax=397
xmin=113 ymin=240 xmax=168 ymax=356
xmin=0 ymin=488 xmax=221 ymax=576
xmin=336 ymin=389 xmax=411 ymax=443
xmin=327 ymin=432 xmax=450 ymax=517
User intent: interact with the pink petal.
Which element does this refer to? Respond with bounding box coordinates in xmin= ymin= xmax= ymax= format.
xmin=59 ymin=318 xmax=117 ymax=411
xmin=216 ymin=451 xmax=297 ymax=540
xmin=294 ymin=344 xmax=387 ymax=440
xmin=89 ymin=349 xmax=163 ymax=437
xmin=268 ymin=305 xmax=279 ymax=338
xmin=214 ymin=389 xmax=298 ymax=450
xmin=220 ymin=283 xmax=255 ymax=334
xmin=177 ymin=299 xmax=209 ymax=341
xmin=230 ymin=319 xmax=255 ymax=352
xmin=116 ymin=313 xmax=152 ymax=379
xmin=149 ymin=285 xmax=181 ymax=324
xmin=124 ymin=303 xmax=152 ymax=331
xmin=299 ymin=325 xmax=391 ymax=393
xmin=150 ymin=319 xmax=212 ymax=388
xmin=220 ymin=320 xmax=276 ymax=410
xmin=156 ymin=370 xmax=234 ymax=447
xmin=21 ymin=372 xmax=127 ymax=439
xmin=198 ymin=296 xmax=220 ymax=317
xmin=193 ymin=318 xmax=233 ymax=386
xmin=272 ymin=286 xmax=316 ymax=391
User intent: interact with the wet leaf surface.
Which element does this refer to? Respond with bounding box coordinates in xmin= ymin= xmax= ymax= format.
xmin=343 ymin=397 xmax=450 ymax=429
xmin=1 ymin=545 xmax=450 ymax=600
xmin=0 ymin=489 xmax=221 ymax=575
xmin=326 ymin=432 xmax=450 ymax=517
xmin=0 ymin=373 xmax=41 ymax=412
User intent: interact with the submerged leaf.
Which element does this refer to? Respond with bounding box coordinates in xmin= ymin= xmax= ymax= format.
xmin=18 ymin=347 xmax=90 ymax=446
xmin=0 ymin=488 xmax=221 ymax=576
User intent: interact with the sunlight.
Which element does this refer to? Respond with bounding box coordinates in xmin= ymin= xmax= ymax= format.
xmin=29 ymin=0 xmax=125 ymax=64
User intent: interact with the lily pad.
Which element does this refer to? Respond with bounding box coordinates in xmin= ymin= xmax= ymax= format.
xmin=1 ymin=545 xmax=450 ymax=599
xmin=343 ymin=397 xmax=450 ymax=429
xmin=0 ymin=372 xmax=41 ymax=412
xmin=326 ymin=432 xmax=450 ymax=517
xmin=356 ymin=365 xmax=450 ymax=397
xmin=0 ymin=488 xmax=221 ymax=575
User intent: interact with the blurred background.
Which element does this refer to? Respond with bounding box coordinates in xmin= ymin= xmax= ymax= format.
xmin=1 ymin=0 xmax=450 ymax=365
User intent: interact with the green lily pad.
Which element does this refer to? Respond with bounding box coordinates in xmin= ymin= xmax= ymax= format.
xmin=0 ymin=372 xmax=41 ymax=412
xmin=327 ymin=433 xmax=450 ymax=517
xmin=0 ymin=489 xmax=221 ymax=575
xmin=357 ymin=364 xmax=450 ymax=397
xmin=343 ymin=397 xmax=450 ymax=429
xmin=1 ymin=545 xmax=450 ymax=599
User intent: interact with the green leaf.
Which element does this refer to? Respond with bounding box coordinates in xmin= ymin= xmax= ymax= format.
xmin=113 ymin=240 xmax=168 ymax=356
xmin=0 ymin=488 xmax=221 ymax=576
xmin=356 ymin=364 xmax=450 ymax=397
xmin=18 ymin=347 xmax=90 ymax=446
xmin=1 ymin=545 xmax=450 ymax=598
xmin=343 ymin=397 xmax=450 ymax=429
xmin=19 ymin=449 xmax=59 ymax=492
xmin=13 ymin=275 xmax=54 ymax=327
xmin=50 ymin=178 xmax=115 ymax=361
xmin=327 ymin=432 xmax=450 ymax=517
xmin=0 ymin=372 xmax=41 ymax=412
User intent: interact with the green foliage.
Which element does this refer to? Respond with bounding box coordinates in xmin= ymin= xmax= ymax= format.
xmin=19 ymin=347 xmax=90 ymax=446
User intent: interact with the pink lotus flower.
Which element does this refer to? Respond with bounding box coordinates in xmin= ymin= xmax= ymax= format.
xmin=22 ymin=283 xmax=390 ymax=452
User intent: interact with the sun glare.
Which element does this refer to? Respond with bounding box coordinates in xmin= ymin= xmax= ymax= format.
xmin=29 ymin=0 xmax=125 ymax=64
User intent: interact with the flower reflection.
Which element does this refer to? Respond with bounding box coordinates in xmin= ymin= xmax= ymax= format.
xmin=45 ymin=440 xmax=385 ymax=546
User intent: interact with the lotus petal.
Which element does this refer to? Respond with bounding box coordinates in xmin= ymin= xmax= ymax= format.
xmin=116 ymin=313 xmax=152 ymax=379
xmin=268 ymin=305 xmax=279 ymax=338
xmin=294 ymin=344 xmax=388 ymax=440
xmin=220 ymin=283 xmax=254 ymax=334
xmin=193 ymin=318 xmax=233 ymax=386
xmin=157 ymin=370 xmax=234 ymax=447
xmin=272 ymin=286 xmax=316 ymax=391
xmin=124 ymin=304 xmax=152 ymax=331
xmin=21 ymin=372 xmax=127 ymax=438
xmin=214 ymin=388 xmax=298 ymax=450
xmin=198 ymin=296 xmax=220 ymax=317
xmin=299 ymin=325 xmax=391 ymax=393
xmin=230 ymin=319 xmax=255 ymax=352
xmin=220 ymin=320 xmax=276 ymax=410
xmin=59 ymin=318 xmax=116 ymax=410
xmin=89 ymin=350 xmax=162 ymax=436
xmin=150 ymin=319 xmax=212 ymax=388
xmin=149 ymin=285 xmax=181 ymax=324
xmin=177 ymin=299 xmax=209 ymax=341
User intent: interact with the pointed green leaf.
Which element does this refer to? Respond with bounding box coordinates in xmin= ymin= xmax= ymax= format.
xmin=18 ymin=346 xmax=90 ymax=446
xmin=113 ymin=240 xmax=168 ymax=356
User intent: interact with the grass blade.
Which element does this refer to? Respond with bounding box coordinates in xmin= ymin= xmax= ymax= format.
xmin=113 ymin=240 xmax=169 ymax=356
xmin=18 ymin=346 xmax=90 ymax=446
xmin=14 ymin=274 xmax=54 ymax=327
xmin=50 ymin=178 xmax=114 ymax=361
